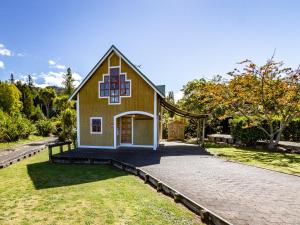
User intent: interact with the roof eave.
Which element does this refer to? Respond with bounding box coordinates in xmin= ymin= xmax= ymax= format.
xmin=68 ymin=45 xmax=165 ymax=101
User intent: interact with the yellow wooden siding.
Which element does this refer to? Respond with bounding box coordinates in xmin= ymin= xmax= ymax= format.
xmin=79 ymin=52 xmax=155 ymax=147
xmin=109 ymin=53 xmax=119 ymax=67
xmin=133 ymin=118 xmax=153 ymax=145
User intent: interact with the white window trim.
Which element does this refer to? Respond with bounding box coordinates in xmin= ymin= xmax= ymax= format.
xmin=90 ymin=117 xmax=103 ymax=134
xmin=98 ymin=54 xmax=132 ymax=105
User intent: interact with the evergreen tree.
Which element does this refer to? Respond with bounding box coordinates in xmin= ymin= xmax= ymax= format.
xmin=63 ymin=67 xmax=75 ymax=95
xmin=28 ymin=75 xmax=34 ymax=89
xmin=10 ymin=73 xmax=14 ymax=84
xmin=15 ymin=81 xmax=35 ymax=118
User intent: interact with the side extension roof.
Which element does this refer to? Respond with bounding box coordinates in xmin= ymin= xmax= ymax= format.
xmin=69 ymin=45 xmax=165 ymax=100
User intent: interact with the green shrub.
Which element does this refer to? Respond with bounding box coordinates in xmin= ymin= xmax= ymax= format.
xmin=30 ymin=106 xmax=45 ymax=122
xmin=282 ymin=119 xmax=300 ymax=141
xmin=58 ymin=109 xmax=76 ymax=142
xmin=0 ymin=110 xmax=34 ymax=142
xmin=16 ymin=116 xmax=34 ymax=139
xmin=35 ymin=120 xmax=53 ymax=137
xmin=51 ymin=119 xmax=62 ymax=136
xmin=230 ymin=117 xmax=268 ymax=146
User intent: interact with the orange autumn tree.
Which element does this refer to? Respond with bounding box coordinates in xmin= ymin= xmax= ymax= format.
xmin=225 ymin=58 xmax=300 ymax=149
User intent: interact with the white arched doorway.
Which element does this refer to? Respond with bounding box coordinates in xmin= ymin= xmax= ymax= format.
xmin=113 ymin=111 xmax=158 ymax=150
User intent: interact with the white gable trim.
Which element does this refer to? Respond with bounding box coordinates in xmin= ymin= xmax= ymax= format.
xmin=69 ymin=45 xmax=164 ymax=101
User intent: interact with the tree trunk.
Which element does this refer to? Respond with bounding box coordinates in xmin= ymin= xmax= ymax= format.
xmin=46 ymin=104 xmax=50 ymax=118
xmin=267 ymin=135 xmax=277 ymax=150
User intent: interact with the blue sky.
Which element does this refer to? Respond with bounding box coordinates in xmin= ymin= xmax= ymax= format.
xmin=1 ymin=0 xmax=300 ymax=99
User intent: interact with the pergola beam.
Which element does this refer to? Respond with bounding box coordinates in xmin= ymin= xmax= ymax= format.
xmin=160 ymin=99 xmax=209 ymax=119
xmin=161 ymin=98 xmax=208 ymax=147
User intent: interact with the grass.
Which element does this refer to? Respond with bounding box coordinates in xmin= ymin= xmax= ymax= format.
xmin=0 ymin=135 xmax=47 ymax=151
xmin=0 ymin=147 xmax=202 ymax=225
xmin=205 ymin=142 xmax=300 ymax=175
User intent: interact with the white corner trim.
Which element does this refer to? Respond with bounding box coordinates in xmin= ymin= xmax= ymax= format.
xmin=77 ymin=93 xmax=80 ymax=146
xmin=78 ymin=145 xmax=114 ymax=149
xmin=114 ymin=116 xmax=117 ymax=149
xmin=90 ymin=117 xmax=103 ymax=134
xmin=153 ymin=92 xmax=158 ymax=150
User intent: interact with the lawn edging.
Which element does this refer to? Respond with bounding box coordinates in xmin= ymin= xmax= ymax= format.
xmin=52 ymin=156 xmax=233 ymax=225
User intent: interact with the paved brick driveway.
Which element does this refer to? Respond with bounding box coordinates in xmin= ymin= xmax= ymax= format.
xmin=137 ymin=142 xmax=300 ymax=225
xmin=58 ymin=142 xmax=300 ymax=225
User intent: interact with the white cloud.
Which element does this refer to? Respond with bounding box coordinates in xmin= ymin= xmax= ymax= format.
xmin=73 ymin=72 xmax=82 ymax=87
xmin=48 ymin=59 xmax=66 ymax=70
xmin=0 ymin=61 xmax=5 ymax=69
xmin=48 ymin=60 xmax=56 ymax=65
xmin=17 ymin=53 xmax=25 ymax=57
xmin=174 ymin=90 xmax=184 ymax=102
xmin=37 ymin=71 xmax=82 ymax=88
xmin=55 ymin=64 xmax=66 ymax=70
xmin=0 ymin=43 xmax=12 ymax=56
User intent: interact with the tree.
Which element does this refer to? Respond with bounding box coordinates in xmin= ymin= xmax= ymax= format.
xmin=63 ymin=67 xmax=75 ymax=95
xmin=166 ymin=91 xmax=175 ymax=117
xmin=15 ymin=82 xmax=34 ymax=118
xmin=54 ymin=95 xmax=73 ymax=115
xmin=0 ymin=82 xmax=22 ymax=113
xmin=59 ymin=108 xmax=76 ymax=143
xmin=28 ymin=75 xmax=34 ymax=89
xmin=225 ymin=58 xmax=300 ymax=149
xmin=179 ymin=78 xmax=227 ymax=134
xmin=10 ymin=73 xmax=14 ymax=84
xmin=39 ymin=87 xmax=56 ymax=118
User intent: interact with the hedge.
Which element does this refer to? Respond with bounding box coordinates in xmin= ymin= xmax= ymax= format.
xmin=229 ymin=117 xmax=268 ymax=146
xmin=282 ymin=119 xmax=300 ymax=142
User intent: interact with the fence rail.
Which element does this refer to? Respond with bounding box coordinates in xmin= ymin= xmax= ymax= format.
xmin=48 ymin=141 xmax=73 ymax=163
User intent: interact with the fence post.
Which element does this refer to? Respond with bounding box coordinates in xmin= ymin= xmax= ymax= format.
xmin=60 ymin=145 xmax=63 ymax=153
xmin=68 ymin=143 xmax=71 ymax=151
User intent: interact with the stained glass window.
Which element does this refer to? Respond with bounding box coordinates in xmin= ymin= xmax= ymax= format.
xmin=99 ymin=67 xmax=131 ymax=103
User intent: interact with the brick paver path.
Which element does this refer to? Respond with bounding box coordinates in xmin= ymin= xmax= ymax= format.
xmin=0 ymin=137 xmax=57 ymax=168
xmin=57 ymin=142 xmax=300 ymax=225
xmin=141 ymin=143 xmax=300 ymax=225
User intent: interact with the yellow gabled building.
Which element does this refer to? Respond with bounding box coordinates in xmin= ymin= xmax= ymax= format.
xmin=69 ymin=45 xmax=165 ymax=150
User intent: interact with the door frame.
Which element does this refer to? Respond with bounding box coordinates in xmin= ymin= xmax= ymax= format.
xmin=114 ymin=111 xmax=155 ymax=149
xmin=120 ymin=116 xmax=134 ymax=145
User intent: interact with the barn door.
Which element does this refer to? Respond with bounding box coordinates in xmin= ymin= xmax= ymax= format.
xmin=121 ymin=117 xmax=132 ymax=144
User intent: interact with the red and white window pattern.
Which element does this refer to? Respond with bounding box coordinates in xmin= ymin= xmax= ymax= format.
xmin=99 ymin=67 xmax=131 ymax=104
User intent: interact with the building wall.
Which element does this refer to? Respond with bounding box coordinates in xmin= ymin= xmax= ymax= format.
xmin=133 ymin=118 xmax=153 ymax=145
xmin=79 ymin=52 xmax=156 ymax=147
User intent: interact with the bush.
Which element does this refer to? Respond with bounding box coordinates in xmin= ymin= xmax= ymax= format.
xmin=35 ymin=120 xmax=53 ymax=137
xmin=282 ymin=119 xmax=300 ymax=141
xmin=51 ymin=119 xmax=62 ymax=136
xmin=58 ymin=109 xmax=76 ymax=142
xmin=0 ymin=110 xmax=34 ymax=142
xmin=30 ymin=106 xmax=45 ymax=122
xmin=230 ymin=117 xmax=268 ymax=146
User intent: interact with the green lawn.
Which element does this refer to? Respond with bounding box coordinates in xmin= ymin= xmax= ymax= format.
xmin=0 ymin=135 xmax=47 ymax=151
xmin=205 ymin=142 xmax=300 ymax=175
xmin=0 ymin=148 xmax=202 ymax=225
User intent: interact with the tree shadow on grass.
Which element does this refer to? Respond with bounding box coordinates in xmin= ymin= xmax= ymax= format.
xmin=27 ymin=162 xmax=125 ymax=190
